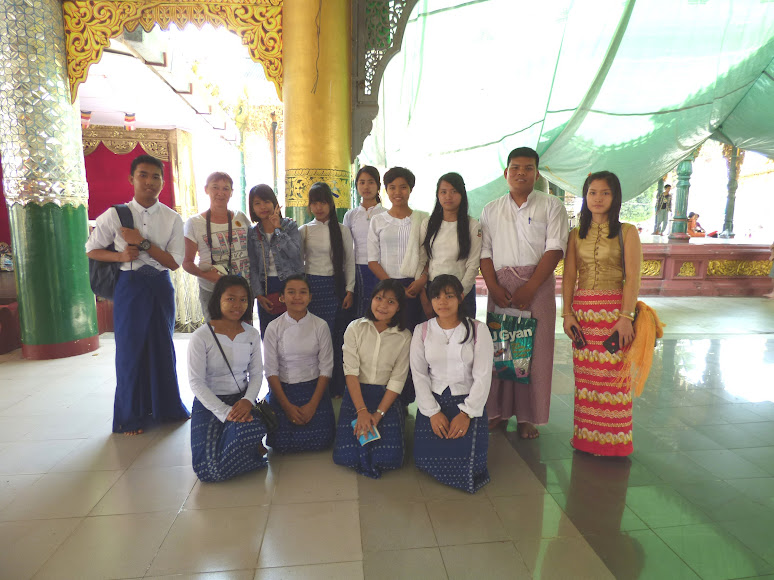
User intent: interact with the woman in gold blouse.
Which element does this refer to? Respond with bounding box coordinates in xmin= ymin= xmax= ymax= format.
xmin=561 ymin=171 xmax=642 ymax=456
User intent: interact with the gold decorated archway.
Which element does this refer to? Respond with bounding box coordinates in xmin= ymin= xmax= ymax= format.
xmin=63 ymin=0 xmax=283 ymax=103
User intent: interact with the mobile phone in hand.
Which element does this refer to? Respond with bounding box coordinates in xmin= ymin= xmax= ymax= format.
xmin=603 ymin=331 xmax=621 ymax=354
xmin=571 ymin=326 xmax=586 ymax=349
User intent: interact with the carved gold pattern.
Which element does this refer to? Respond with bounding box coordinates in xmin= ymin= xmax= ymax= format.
xmin=285 ymin=168 xmax=351 ymax=209
xmin=722 ymin=144 xmax=746 ymax=174
xmin=707 ymin=260 xmax=772 ymax=277
xmin=556 ymin=259 xmax=661 ymax=277
xmin=677 ymin=261 xmax=696 ymax=277
xmin=82 ymin=126 xmax=171 ymax=160
xmin=641 ymin=260 xmax=662 ymax=277
xmin=63 ymin=0 xmax=283 ymax=103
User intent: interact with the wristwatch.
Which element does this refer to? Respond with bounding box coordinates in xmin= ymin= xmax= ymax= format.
xmin=138 ymin=238 xmax=151 ymax=251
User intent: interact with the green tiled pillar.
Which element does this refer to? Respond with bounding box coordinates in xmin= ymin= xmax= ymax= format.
xmin=0 ymin=0 xmax=98 ymax=358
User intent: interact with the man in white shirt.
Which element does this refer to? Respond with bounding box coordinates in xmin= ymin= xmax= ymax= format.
xmin=86 ymin=155 xmax=189 ymax=434
xmin=480 ymin=147 xmax=569 ymax=439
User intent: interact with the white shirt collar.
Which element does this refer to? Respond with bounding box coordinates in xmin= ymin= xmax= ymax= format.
xmin=282 ymin=311 xmax=310 ymax=325
xmin=129 ymin=198 xmax=161 ymax=214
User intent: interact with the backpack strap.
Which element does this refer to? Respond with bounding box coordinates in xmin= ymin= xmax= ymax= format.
xmin=113 ymin=204 xmax=134 ymax=229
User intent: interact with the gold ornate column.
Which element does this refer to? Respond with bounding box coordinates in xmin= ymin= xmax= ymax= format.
xmin=283 ymin=0 xmax=351 ymax=222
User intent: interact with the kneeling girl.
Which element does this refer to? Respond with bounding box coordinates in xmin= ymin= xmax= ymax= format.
xmin=189 ymin=275 xmax=267 ymax=482
xmin=333 ymin=279 xmax=412 ymax=478
xmin=263 ymin=274 xmax=336 ymax=453
xmin=411 ymin=274 xmax=494 ymax=493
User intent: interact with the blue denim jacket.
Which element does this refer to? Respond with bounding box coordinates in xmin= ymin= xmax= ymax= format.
xmin=247 ymin=218 xmax=304 ymax=295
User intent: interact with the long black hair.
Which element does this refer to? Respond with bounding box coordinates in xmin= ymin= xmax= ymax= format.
xmin=423 ymin=172 xmax=471 ymax=261
xmin=427 ymin=274 xmax=474 ymax=344
xmin=578 ymin=171 xmax=623 ymax=239
xmin=208 ymin=275 xmax=253 ymax=323
xmin=308 ymin=182 xmax=346 ymax=300
xmin=355 ymin=165 xmax=381 ymax=204
xmin=364 ymin=278 xmax=406 ymax=330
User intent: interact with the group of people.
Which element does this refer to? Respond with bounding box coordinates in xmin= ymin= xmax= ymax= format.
xmin=86 ymin=146 xmax=644 ymax=493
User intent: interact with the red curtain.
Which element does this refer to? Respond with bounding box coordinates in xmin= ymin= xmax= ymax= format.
xmin=0 ymin=165 xmax=9 ymax=246
xmin=84 ymin=142 xmax=175 ymax=220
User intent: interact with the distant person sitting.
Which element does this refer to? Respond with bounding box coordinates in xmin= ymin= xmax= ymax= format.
xmin=654 ymin=184 xmax=672 ymax=235
xmin=687 ymin=213 xmax=718 ymax=238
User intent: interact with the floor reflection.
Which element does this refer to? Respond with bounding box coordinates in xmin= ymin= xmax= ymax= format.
xmin=508 ymin=335 xmax=774 ymax=579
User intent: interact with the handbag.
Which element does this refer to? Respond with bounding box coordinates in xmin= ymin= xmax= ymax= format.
xmin=486 ymin=310 xmax=536 ymax=384
xmin=258 ymin=232 xmax=287 ymax=316
xmin=88 ymin=204 xmax=134 ymax=299
xmin=207 ymin=324 xmax=279 ymax=432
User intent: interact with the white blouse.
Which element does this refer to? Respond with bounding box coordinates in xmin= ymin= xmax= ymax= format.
xmin=418 ymin=217 xmax=482 ymax=296
xmin=367 ymin=212 xmax=412 ymax=279
xmin=299 ymin=219 xmax=356 ymax=292
xmin=342 ymin=317 xmax=412 ymax=394
xmin=410 ymin=318 xmax=495 ymax=418
xmin=480 ymin=190 xmax=569 ymax=270
xmin=263 ymin=311 xmax=333 ymax=384
xmin=187 ymin=322 xmax=263 ymax=423
xmin=343 ymin=203 xmax=387 ymax=265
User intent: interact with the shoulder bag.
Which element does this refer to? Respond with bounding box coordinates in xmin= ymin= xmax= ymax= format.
xmin=89 ymin=204 xmax=135 ymax=299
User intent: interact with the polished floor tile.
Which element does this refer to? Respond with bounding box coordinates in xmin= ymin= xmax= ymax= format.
xmin=654 ymin=523 xmax=774 ymax=580
xmin=254 ymin=561 xmax=363 ymax=579
xmin=185 ymin=464 xmax=277 ymax=510
xmin=426 ymin=498 xmax=509 ymax=546
xmin=257 ymin=501 xmax=361 ymax=568
xmin=362 ymin=548 xmax=447 ymax=580
xmin=147 ymin=506 xmax=269 ymax=576
xmin=359 ymin=501 xmax=437 ymax=552
xmin=271 ymin=453 xmax=357 ymax=504
xmin=0 ymin=518 xmax=82 ymax=579
xmin=624 ymin=485 xmax=713 ymax=528
xmin=441 ymin=541 xmax=531 ymax=579
xmin=34 ymin=511 xmax=178 ymax=579
xmin=492 ymin=494 xmax=580 ymax=541
xmin=515 ymin=536 xmax=616 ymax=580
xmin=90 ymin=464 xmax=197 ymax=515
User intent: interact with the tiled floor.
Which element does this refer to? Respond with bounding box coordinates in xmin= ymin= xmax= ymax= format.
xmin=0 ymin=297 xmax=773 ymax=579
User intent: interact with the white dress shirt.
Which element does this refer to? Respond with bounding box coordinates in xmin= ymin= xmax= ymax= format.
xmin=343 ymin=203 xmax=387 ymax=265
xmin=86 ymin=198 xmax=184 ymax=271
xmin=187 ymin=322 xmax=262 ymax=423
xmin=263 ymin=311 xmax=333 ymax=383
xmin=342 ymin=317 xmax=412 ymax=394
xmin=418 ymin=217 xmax=482 ymax=296
xmin=299 ymin=219 xmax=356 ymax=292
xmin=410 ymin=318 xmax=495 ymax=418
xmin=480 ymin=191 xmax=569 ymax=270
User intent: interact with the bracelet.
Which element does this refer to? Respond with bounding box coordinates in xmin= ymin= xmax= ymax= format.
xmin=619 ymin=313 xmax=635 ymax=321
xmin=560 ymin=313 xmax=576 ymax=318
xmin=623 ymin=310 xmax=636 ymax=318
xmin=376 ymin=409 xmax=385 ymax=417
xmin=355 ymin=407 xmax=368 ymax=414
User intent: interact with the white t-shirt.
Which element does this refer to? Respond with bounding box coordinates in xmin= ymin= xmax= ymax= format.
xmin=184 ymin=211 xmax=251 ymax=292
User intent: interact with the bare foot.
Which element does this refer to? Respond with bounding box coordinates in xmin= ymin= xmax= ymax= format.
xmin=763 ymin=292 xmax=774 ymax=299
xmin=488 ymin=418 xmax=505 ymax=431
xmin=517 ymin=422 xmax=539 ymax=439
xmin=123 ymin=429 xmax=144 ymax=436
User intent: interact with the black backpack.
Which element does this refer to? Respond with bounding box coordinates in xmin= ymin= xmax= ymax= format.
xmin=88 ymin=204 xmax=135 ymax=299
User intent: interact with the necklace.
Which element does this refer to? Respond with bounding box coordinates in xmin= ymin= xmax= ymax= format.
xmin=441 ymin=326 xmax=456 ymax=345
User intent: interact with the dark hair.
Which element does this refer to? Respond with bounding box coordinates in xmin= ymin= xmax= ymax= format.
xmin=208 ymin=275 xmax=253 ymax=323
xmin=506 ymin=147 xmax=539 ymax=168
xmin=688 ymin=212 xmax=698 ymax=219
xmin=423 ymin=172 xmax=471 ymax=261
xmin=664 ymin=183 xmax=672 ymax=189
xmin=383 ymin=166 xmax=416 ymax=189
xmin=356 ymin=165 xmax=382 ymax=204
xmin=281 ymin=273 xmax=311 ymax=293
xmin=248 ymin=184 xmax=281 ymax=223
xmin=364 ymin=279 xmax=406 ymax=330
xmin=578 ymin=171 xmax=623 ymax=239
xmin=427 ymin=274 xmax=474 ymax=343
xmin=130 ymin=154 xmax=164 ymax=176
xmin=307 ymin=183 xmax=346 ymax=300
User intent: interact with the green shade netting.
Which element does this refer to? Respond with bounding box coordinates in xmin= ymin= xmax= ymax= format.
xmin=360 ymin=0 xmax=774 ymax=216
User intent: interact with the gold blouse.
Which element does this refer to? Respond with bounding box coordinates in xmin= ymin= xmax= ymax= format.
xmin=573 ymin=222 xmax=637 ymax=290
